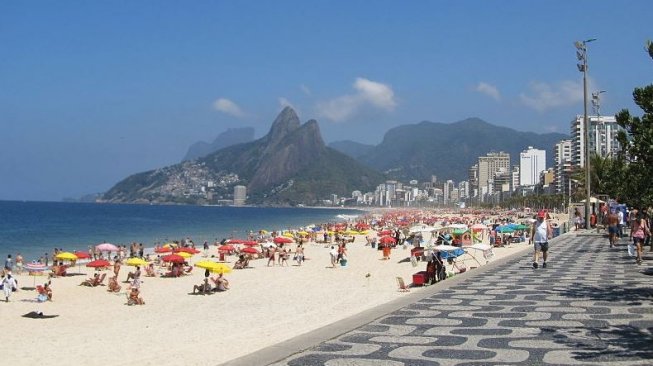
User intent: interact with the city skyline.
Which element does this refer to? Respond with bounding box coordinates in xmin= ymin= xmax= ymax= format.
xmin=2 ymin=1 xmax=651 ymax=201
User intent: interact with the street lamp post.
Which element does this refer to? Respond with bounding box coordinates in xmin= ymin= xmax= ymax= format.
xmin=575 ymin=38 xmax=596 ymax=229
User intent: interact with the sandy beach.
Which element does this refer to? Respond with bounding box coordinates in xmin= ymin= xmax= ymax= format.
xmin=0 ymin=212 xmax=567 ymax=366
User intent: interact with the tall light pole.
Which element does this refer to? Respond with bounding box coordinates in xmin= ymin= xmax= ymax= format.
xmin=575 ymin=38 xmax=596 ymax=229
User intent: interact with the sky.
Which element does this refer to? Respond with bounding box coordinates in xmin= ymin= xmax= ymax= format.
xmin=1 ymin=1 xmax=651 ymax=201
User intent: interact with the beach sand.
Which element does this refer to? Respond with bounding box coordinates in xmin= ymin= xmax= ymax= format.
xmin=0 ymin=218 xmax=559 ymax=366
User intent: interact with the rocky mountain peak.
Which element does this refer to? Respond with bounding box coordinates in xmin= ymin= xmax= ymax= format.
xmin=264 ymin=107 xmax=301 ymax=148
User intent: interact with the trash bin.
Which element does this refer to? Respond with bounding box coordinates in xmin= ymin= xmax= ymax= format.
xmin=340 ymin=259 xmax=348 ymax=267
xmin=219 ymin=252 xmax=225 ymax=261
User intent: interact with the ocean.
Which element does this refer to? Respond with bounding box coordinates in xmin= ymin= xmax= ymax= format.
xmin=0 ymin=201 xmax=363 ymax=262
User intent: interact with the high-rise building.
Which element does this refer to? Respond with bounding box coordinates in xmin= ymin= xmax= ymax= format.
xmin=233 ymin=185 xmax=246 ymax=206
xmin=554 ymin=139 xmax=573 ymax=195
xmin=478 ymin=152 xmax=510 ymax=190
xmin=519 ymin=146 xmax=546 ymax=187
xmin=570 ymin=115 xmax=623 ymax=167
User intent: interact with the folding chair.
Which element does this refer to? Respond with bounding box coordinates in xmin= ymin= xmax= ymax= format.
xmin=396 ymin=277 xmax=410 ymax=292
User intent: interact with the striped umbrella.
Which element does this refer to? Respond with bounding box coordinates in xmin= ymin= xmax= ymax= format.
xmin=23 ymin=262 xmax=48 ymax=288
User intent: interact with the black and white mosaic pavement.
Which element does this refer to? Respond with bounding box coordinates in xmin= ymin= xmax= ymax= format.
xmin=268 ymin=233 xmax=653 ymax=366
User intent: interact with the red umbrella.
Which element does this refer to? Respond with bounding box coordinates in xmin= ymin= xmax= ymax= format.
xmin=175 ymin=247 xmax=200 ymax=254
xmin=379 ymin=236 xmax=397 ymax=244
xmin=155 ymin=247 xmax=172 ymax=253
xmin=241 ymin=247 xmax=259 ymax=254
xmin=273 ymin=237 xmax=293 ymax=244
xmin=161 ymin=254 xmax=185 ymax=263
xmin=86 ymin=259 xmax=110 ymax=268
xmin=74 ymin=251 xmax=91 ymax=260
xmin=378 ymin=230 xmax=393 ymax=236
xmin=218 ymin=244 xmax=235 ymax=252
xmin=242 ymin=241 xmax=259 ymax=246
xmin=226 ymin=239 xmax=245 ymax=244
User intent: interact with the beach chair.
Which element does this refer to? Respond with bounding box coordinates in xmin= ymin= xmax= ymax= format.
xmin=396 ymin=277 xmax=410 ymax=292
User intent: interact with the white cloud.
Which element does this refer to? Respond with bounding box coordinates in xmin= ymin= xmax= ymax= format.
xmin=475 ymin=82 xmax=501 ymax=101
xmin=278 ymin=97 xmax=299 ymax=114
xmin=300 ymin=84 xmax=312 ymax=96
xmin=316 ymin=77 xmax=397 ymax=122
xmin=212 ymin=98 xmax=245 ymax=118
xmin=519 ymin=80 xmax=583 ymax=112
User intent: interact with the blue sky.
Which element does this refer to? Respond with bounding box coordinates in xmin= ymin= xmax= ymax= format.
xmin=1 ymin=1 xmax=651 ymax=201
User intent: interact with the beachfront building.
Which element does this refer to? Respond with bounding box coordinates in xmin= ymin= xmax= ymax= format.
xmin=476 ymin=152 xmax=510 ymax=202
xmin=519 ymin=146 xmax=546 ymax=187
xmin=570 ymin=115 xmax=622 ymax=167
xmin=233 ymin=185 xmax=246 ymax=206
xmin=554 ymin=139 xmax=573 ymax=196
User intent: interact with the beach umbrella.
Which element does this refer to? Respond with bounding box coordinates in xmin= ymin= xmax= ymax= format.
xmin=379 ymin=236 xmax=397 ymax=244
xmin=241 ymin=241 xmax=259 ymax=247
xmin=55 ymin=252 xmax=78 ymax=261
xmin=378 ymin=229 xmax=393 ymax=236
xmin=218 ymin=244 xmax=235 ymax=252
xmin=273 ymin=237 xmax=293 ymax=244
xmin=282 ymin=232 xmax=294 ymax=238
xmin=154 ymin=247 xmax=172 ymax=254
xmin=161 ymin=254 xmax=185 ymax=263
xmin=162 ymin=242 xmax=178 ymax=249
xmin=241 ymin=247 xmax=259 ymax=254
xmin=125 ymin=258 xmax=148 ymax=267
xmin=96 ymin=243 xmax=119 ymax=252
xmin=208 ymin=263 xmax=232 ymax=274
xmin=86 ymin=259 xmax=110 ymax=269
xmin=195 ymin=260 xmax=220 ymax=271
xmin=23 ymin=262 xmax=48 ymax=288
xmin=74 ymin=251 xmax=91 ymax=259
xmin=470 ymin=223 xmax=487 ymax=230
xmin=175 ymin=251 xmax=192 ymax=259
xmin=174 ymin=247 xmax=200 ymax=254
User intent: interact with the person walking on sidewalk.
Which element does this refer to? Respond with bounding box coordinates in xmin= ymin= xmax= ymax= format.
xmin=531 ymin=210 xmax=552 ymax=269
xmin=630 ymin=209 xmax=650 ymax=265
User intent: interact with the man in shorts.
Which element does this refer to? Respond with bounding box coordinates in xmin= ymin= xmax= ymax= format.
xmin=531 ymin=210 xmax=552 ymax=268
xmin=607 ymin=209 xmax=619 ymax=248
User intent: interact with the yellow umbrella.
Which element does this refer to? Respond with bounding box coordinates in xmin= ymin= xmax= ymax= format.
xmin=283 ymin=232 xmax=294 ymax=238
xmin=55 ymin=252 xmax=78 ymax=261
xmin=259 ymin=229 xmax=268 ymax=234
xmin=162 ymin=242 xmax=178 ymax=249
xmin=176 ymin=252 xmax=192 ymax=259
xmin=344 ymin=230 xmax=358 ymax=236
xmin=195 ymin=260 xmax=220 ymax=271
xmin=125 ymin=258 xmax=148 ymax=266
xmin=208 ymin=263 xmax=232 ymax=274
xmin=358 ymin=230 xmax=369 ymax=235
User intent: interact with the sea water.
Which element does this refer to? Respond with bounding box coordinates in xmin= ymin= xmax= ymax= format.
xmin=0 ymin=201 xmax=362 ymax=262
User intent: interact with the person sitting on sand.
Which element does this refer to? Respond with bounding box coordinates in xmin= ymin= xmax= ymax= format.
xmin=210 ymin=273 xmax=229 ymax=291
xmin=107 ymin=275 xmax=121 ymax=293
xmin=127 ymin=287 xmax=145 ymax=305
xmin=233 ymin=255 xmax=249 ymax=269
xmin=193 ymin=277 xmax=212 ymax=294
xmin=126 ymin=266 xmax=142 ymax=288
xmin=80 ymin=273 xmax=101 ymax=287
xmin=144 ymin=263 xmax=156 ymax=277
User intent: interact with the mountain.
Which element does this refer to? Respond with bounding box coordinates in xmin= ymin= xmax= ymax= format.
xmin=328 ymin=140 xmax=375 ymax=159
xmin=354 ymin=118 xmax=568 ymax=182
xmin=182 ymin=127 xmax=255 ymax=161
xmin=103 ymin=107 xmax=385 ymax=206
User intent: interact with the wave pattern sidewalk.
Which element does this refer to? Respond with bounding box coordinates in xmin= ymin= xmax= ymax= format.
xmin=270 ymin=234 xmax=653 ymax=365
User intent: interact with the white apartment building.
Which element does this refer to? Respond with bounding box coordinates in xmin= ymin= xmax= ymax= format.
xmin=554 ymin=139 xmax=573 ymax=195
xmin=519 ymin=146 xmax=546 ymax=187
xmin=478 ymin=152 xmax=510 ymax=190
xmin=570 ymin=115 xmax=622 ymax=167
xmin=233 ymin=185 xmax=246 ymax=206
